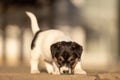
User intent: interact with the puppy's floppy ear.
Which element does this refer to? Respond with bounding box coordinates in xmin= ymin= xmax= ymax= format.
xmin=50 ymin=42 xmax=61 ymax=58
xmin=71 ymin=42 xmax=83 ymax=58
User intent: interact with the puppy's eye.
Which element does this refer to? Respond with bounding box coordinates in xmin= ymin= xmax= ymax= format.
xmin=68 ymin=58 xmax=75 ymax=65
xmin=67 ymin=60 xmax=75 ymax=67
xmin=58 ymin=58 xmax=62 ymax=61
xmin=70 ymin=58 xmax=75 ymax=63
xmin=57 ymin=61 xmax=64 ymax=67
xmin=67 ymin=56 xmax=74 ymax=61
xmin=70 ymin=58 xmax=75 ymax=62
xmin=58 ymin=56 xmax=64 ymax=61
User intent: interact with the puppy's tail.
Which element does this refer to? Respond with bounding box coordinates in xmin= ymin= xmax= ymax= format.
xmin=26 ymin=11 xmax=40 ymax=34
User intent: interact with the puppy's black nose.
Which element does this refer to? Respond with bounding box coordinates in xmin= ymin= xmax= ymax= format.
xmin=63 ymin=70 xmax=69 ymax=74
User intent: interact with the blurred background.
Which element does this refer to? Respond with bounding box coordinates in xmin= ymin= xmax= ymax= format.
xmin=0 ymin=0 xmax=119 ymax=73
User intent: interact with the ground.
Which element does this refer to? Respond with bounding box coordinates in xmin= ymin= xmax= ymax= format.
xmin=0 ymin=66 xmax=120 ymax=80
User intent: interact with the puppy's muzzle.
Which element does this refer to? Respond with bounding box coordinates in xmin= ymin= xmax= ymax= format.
xmin=60 ymin=66 xmax=72 ymax=74
xmin=63 ymin=70 xmax=69 ymax=74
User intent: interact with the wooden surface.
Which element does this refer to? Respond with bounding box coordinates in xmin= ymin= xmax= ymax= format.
xmin=0 ymin=66 xmax=120 ymax=80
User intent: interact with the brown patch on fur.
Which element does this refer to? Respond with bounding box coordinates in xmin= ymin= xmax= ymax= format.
xmin=72 ymin=58 xmax=79 ymax=69
xmin=67 ymin=56 xmax=73 ymax=62
xmin=60 ymin=56 xmax=65 ymax=61
xmin=53 ymin=57 xmax=60 ymax=68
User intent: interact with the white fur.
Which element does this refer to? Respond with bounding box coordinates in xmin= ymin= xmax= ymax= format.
xmin=26 ymin=11 xmax=40 ymax=34
xmin=74 ymin=61 xmax=86 ymax=74
xmin=60 ymin=65 xmax=71 ymax=74
xmin=26 ymin=11 xmax=86 ymax=74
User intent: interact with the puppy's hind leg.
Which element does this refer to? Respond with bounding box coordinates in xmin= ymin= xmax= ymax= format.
xmin=30 ymin=48 xmax=41 ymax=74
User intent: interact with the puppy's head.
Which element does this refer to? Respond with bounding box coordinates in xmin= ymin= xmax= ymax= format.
xmin=50 ymin=41 xmax=83 ymax=74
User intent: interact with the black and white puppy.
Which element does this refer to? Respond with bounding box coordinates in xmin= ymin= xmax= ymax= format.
xmin=26 ymin=11 xmax=86 ymax=74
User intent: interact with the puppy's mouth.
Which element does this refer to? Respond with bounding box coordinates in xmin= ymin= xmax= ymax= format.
xmin=53 ymin=57 xmax=79 ymax=74
xmin=59 ymin=66 xmax=73 ymax=74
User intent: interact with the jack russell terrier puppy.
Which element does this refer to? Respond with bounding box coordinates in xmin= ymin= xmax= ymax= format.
xmin=26 ymin=11 xmax=86 ymax=75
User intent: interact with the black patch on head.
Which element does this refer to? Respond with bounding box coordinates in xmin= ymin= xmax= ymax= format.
xmin=31 ymin=30 xmax=43 ymax=49
xmin=50 ymin=41 xmax=83 ymax=58
xmin=50 ymin=41 xmax=83 ymax=68
xmin=71 ymin=42 xmax=83 ymax=58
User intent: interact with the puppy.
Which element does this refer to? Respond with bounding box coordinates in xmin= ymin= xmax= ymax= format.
xmin=26 ymin=11 xmax=86 ymax=74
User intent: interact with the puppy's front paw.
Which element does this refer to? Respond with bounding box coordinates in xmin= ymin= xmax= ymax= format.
xmin=31 ymin=70 xmax=40 ymax=74
xmin=51 ymin=71 xmax=60 ymax=75
xmin=74 ymin=69 xmax=86 ymax=75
